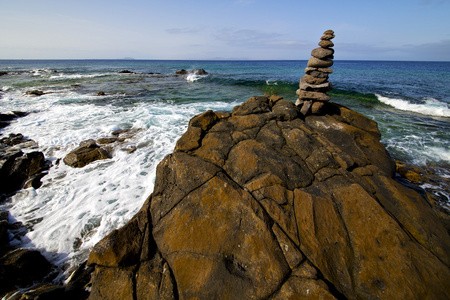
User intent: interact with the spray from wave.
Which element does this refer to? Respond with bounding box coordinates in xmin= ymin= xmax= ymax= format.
xmin=376 ymin=94 xmax=450 ymax=118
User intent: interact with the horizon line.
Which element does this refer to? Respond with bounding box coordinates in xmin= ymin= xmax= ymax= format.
xmin=1 ymin=58 xmax=449 ymax=63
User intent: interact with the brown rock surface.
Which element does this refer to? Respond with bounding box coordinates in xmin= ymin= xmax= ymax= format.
xmin=318 ymin=40 xmax=334 ymax=48
xmin=63 ymin=139 xmax=111 ymax=168
xmin=307 ymin=57 xmax=334 ymax=68
xmin=87 ymin=96 xmax=450 ymax=299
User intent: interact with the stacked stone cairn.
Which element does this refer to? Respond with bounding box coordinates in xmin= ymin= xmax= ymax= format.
xmin=296 ymin=30 xmax=335 ymax=115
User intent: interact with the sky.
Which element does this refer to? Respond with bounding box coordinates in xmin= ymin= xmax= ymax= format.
xmin=1 ymin=0 xmax=450 ymax=61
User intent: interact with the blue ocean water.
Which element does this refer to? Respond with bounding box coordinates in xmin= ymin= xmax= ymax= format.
xmin=0 ymin=59 xmax=449 ymax=279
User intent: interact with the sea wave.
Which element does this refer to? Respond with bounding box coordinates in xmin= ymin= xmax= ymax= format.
xmin=376 ymin=94 xmax=450 ymax=118
xmin=49 ymin=73 xmax=110 ymax=80
xmin=186 ymin=73 xmax=208 ymax=82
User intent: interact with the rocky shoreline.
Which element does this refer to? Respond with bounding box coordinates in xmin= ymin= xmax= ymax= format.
xmin=1 ymin=31 xmax=449 ymax=298
xmin=1 ymin=96 xmax=450 ymax=299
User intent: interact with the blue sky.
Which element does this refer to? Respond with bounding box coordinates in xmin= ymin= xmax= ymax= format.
xmin=1 ymin=0 xmax=449 ymax=60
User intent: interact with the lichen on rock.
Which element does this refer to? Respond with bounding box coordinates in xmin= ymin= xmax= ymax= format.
xmin=87 ymin=95 xmax=450 ymax=299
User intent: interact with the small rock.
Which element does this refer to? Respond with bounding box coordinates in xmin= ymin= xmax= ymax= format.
xmin=97 ymin=91 xmax=105 ymax=96
xmin=119 ymin=70 xmax=134 ymax=74
xmin=311 ymin=47 xmax=334 ymax=59
xmin=63 ymin=140 xmax=111 ymax=168
xmin=307 ymin=57 xmax=334 ymax=68
xmin=311 ymin=101 xmax=326 ymax=114
xmin=25 ymin=90 xmax=45 ymax=96
xmin=97 ymin=137 xmax=119 ymax=144
xmin=175 ymin=69 xmax=188 ymax=74
xmin=300 ymin=100 xmax=313 ymax=115
xmin=299 ymin=77 xmax=332 ymax=91
xmin=297 ymin=90 xmax=331 ymax=101
xmin=122 ymin=146 xmax=137 ymax=154
xmin=304 ymin=74 xmax=328 ymax=85
xmin=320 ymin=34 xmax=335 ymax=40
xmin=318 ymin=40 xmax=334 ymax=48
xmin=193 ymin=69 xmax=208 ymax=75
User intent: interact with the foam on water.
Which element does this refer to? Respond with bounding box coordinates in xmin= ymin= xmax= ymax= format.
xmin=49 ymin=73 xmax=111 ymax=80
xmin=185 ymin=73 xmax=208 ymax=82
xmin=1 ymin=87 xmax=238 ymax=280
xmin=376 ymin=94 xmax=450 ymax=118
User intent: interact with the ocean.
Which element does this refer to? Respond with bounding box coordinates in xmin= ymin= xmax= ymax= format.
xmin=1 ymin=59 xmax=449 ymax=281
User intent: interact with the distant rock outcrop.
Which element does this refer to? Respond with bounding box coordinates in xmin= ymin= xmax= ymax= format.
xmin=296 ymin=30 xmax=335 ymax=115
xmin=87 ymin=95 xmax=450 ymax=299
xmin=175 ymin=69 xmax=208 ymax=75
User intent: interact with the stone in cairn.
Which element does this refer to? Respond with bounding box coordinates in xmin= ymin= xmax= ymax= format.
xmin=296 ymin=30 xmax=335 ymax=115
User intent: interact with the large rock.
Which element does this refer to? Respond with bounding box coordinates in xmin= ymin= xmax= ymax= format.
xmin=87 ymin=96 xmax=450 ymax=299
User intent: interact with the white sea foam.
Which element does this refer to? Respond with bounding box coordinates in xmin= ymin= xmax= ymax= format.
xmin=1 ymin=88 xmax=238 ymax=279
xmin=376 ymin=94 xmax=450 ymax=117
xmin=49 ymin=73 xmax=110 ymax=80
xmin=186 ymin=73 xmax=208 ymax=82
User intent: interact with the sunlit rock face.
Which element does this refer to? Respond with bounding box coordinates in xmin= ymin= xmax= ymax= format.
xmin=87 ymin=95 xmax=450 ymax=300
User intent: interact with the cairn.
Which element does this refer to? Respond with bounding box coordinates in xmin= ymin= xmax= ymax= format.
xmin=296 ymin=30 xmax=335 ymax=115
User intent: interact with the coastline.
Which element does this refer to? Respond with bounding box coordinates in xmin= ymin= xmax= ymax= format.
xmin=0 ymin=58 xmax=449 ymax=298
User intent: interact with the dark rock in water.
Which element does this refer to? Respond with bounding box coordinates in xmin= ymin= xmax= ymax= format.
xmin=86 ymin=95 xmax=450 ymax=299
xmin=0 ymin=72 xmax=7 ymax=76
xmin=63 ymin=139 xmax=111 ymax=168
xmin=0 ymin=211 xmax=8 ymax=248
xmin=176 ymin=69 xmax=208 ymax=75
xmin=0 ymin=248 xmax=52 ymax=296
xmin=119 ymin=70 xmax=134 ymax=74
xmin=193 ymin=68 xmax=208 ymax=75
xmin=0 ymin=134 xmax=50 ymax=198
xmin=96 ymin=91 xmax=105 ymax=96
xmin=25 ymin=90 xmax=45 ymax=96
xmin=0 ymin=112 xmax=29 ymax=129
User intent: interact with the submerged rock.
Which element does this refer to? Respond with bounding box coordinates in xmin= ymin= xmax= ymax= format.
xmin=87 ymin=95 xmax=450 ymax=299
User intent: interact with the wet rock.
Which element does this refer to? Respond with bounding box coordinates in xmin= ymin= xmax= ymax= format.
xmin=0 ymin=248 xmax=53 ymax=296
xmin=87 ymin=95 xmax=450 ymax=299
xmin=0 ymin=134 xmax=50 ymax=197
xmin=0 ymin=112 xmax=29 ymax=129
xmin=176 ymin=69 xmax=208 ymax=75
xmin=96 ymin=91 xmax=105 ymax=96
xmin=63 ymin=140 xmax=111 ymax=168
xmin=0 ymin=72 xmax=7 ymax=76
xmin=25 ymin=90 xmax=45 ymax=96
xmin=119 ymin=70 xmax=134 ymax=74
